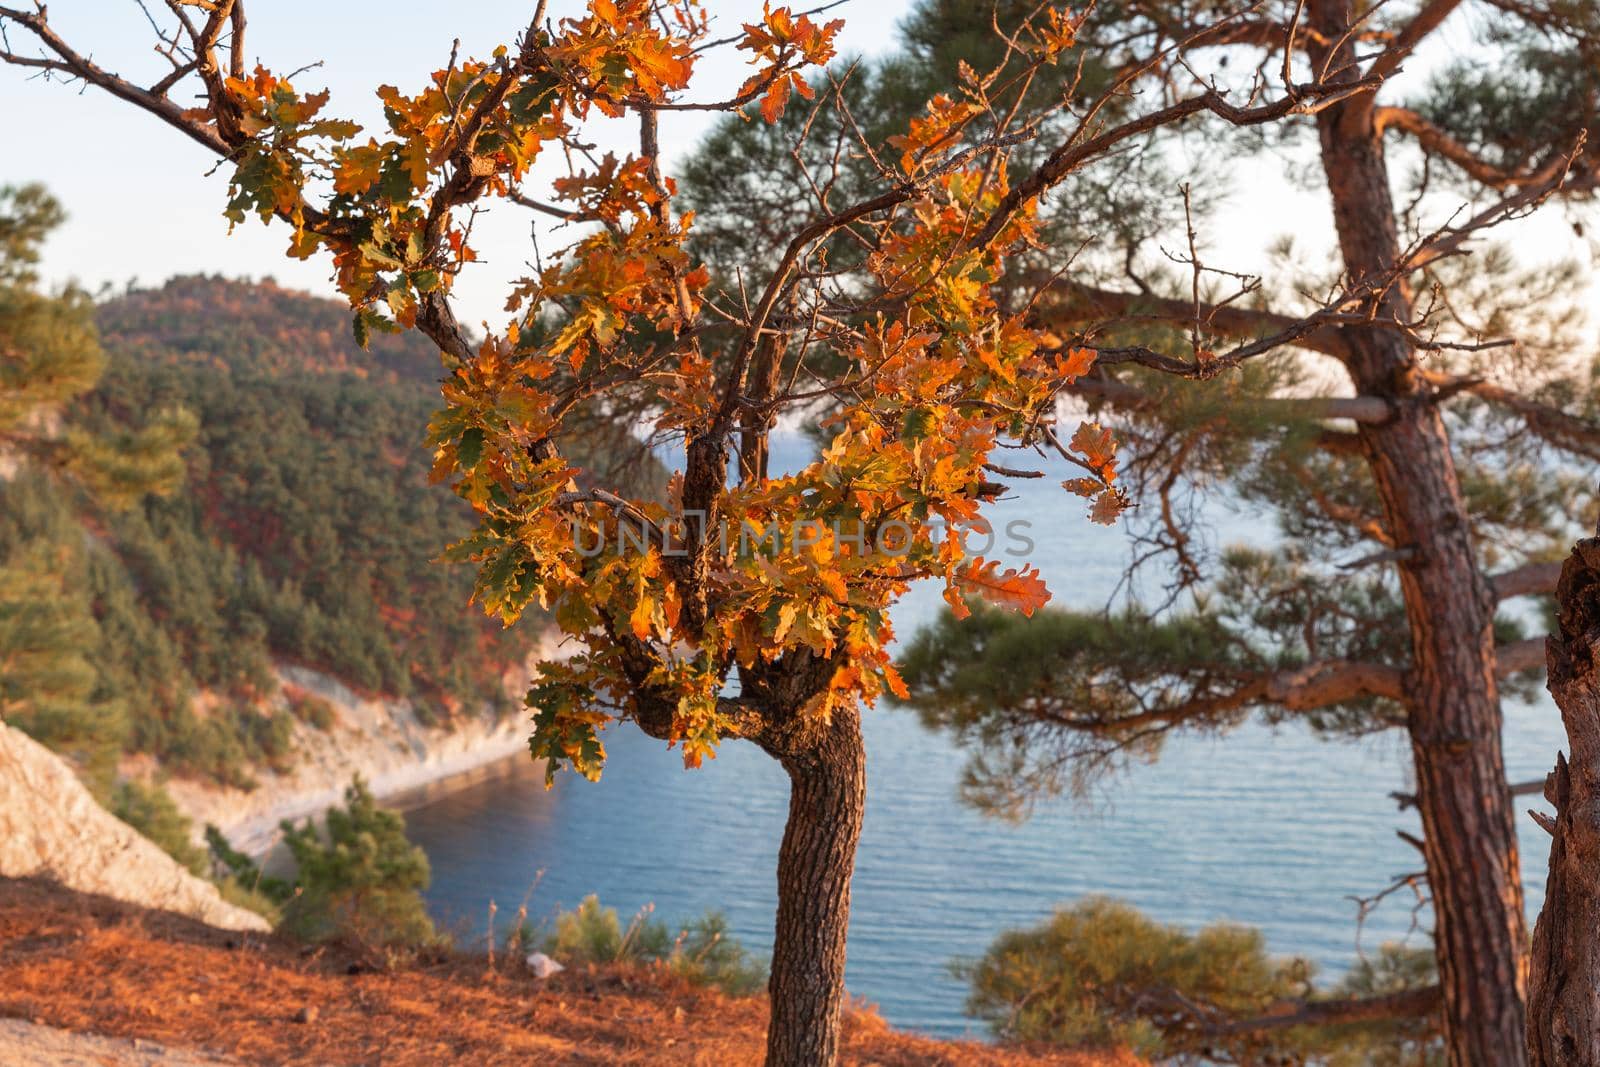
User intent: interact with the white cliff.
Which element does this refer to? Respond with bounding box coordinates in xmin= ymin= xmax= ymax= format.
xmin=0 ymin=720 xmax=269 ymax=933
xmin=162 ymin=637 xmax=559 ymax=855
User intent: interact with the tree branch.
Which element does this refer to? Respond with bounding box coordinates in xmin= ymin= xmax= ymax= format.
xmin=1037 ymin=281 xmax=1352 ymax=361
xmin=976 ymin=75 xmax=1382 ymax=252
xmin=1454 ymin=378 xmax=1600 ymax=462
xmin=0 ymin=4 xmax=230 ymax=156
xmin=1491 ymin=560 xmax=1563 ymax=602
xmin=1205 ymin=984 xmax=1441 ymax=1037
xmin=1364 ymin=0 xmax=1464 ymax=85
xmin=1376 ymin=105 xmax=1547 ymax=189
xmin=1041 ymin=658 xmax=1406 ymax=739
xmin=1496 ymin=636 xmax=1548 ymax=678
xmin=1067 ymin=373 xmax=1391 ymax=424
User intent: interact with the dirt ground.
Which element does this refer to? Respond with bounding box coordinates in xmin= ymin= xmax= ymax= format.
xmin=0 ymin=877 xmax=1136 ymax=1067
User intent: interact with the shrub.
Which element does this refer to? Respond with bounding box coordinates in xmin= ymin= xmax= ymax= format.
xmin=107 ymin=778 xmax=206 ymax=876
xmin=231 ymin=703 xmax=296 ymax=773
xmin=276 ymin=776 xmax=438 ymax=952
xmin=958 ymin=896 xmax=1440 ymax=1064
xmin=545 ymin=895 xmax=651 ymax=963
xmin=204 ymin=823 xmax=293 ymax=913
xmin=668 ymin=911 xmax=768 ymax=996
xmin=285 ymin=688 xmax=336 ymax=731
xmin=542 ymin=895 xmax=766 ymax=996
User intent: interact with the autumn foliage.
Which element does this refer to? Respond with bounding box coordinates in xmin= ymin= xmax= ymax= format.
xmin=154 ymin=0 xmax=1125 ymax=785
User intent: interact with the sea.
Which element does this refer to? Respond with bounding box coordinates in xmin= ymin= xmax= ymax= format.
xmin=399 ymin=432 xmax=1564 ymax=1039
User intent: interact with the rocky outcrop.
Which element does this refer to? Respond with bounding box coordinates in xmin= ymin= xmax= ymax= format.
xmin=0 ymin=1020 xmax=237 ymax=1067
xmin=0 ymin=722 xmax=269 ymax=933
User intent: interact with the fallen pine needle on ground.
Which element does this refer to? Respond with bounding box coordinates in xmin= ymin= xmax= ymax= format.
xmin=0 ymin=877 xmax=1138 ymax=1067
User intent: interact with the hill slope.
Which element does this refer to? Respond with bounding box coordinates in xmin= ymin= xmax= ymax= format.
xmin=0 ymin=876 xmax=1134 ymax=1067
xmin=4 ymin=275 xmax=643 ymax=793
xmin=96 ymin=274 xmax=442 ymax=384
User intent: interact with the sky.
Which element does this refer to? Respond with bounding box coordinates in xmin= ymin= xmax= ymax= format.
xmin=0 ymin=0 xmax=1594 ymax=331
xmin=0 ymin=0 xmax=905 ymax=324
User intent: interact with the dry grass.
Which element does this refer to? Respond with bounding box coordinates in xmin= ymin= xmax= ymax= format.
xmin=0 ymin=877 xmax=1137 ymax=1066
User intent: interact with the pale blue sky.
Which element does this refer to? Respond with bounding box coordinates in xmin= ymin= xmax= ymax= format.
xmin=0 ymin=1 xmax=905 ymax=324
xmin=1 ymin=1 xmax=1592 ymax=330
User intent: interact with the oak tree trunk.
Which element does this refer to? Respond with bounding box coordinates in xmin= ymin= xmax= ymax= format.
xmin=1310 ymin=3 xmax=1529 ymax=1063
xmin=764 ymin=709 xmax=867 ymax=1067
xmin=1527 ymin=537 xmax=1600 ymax=1066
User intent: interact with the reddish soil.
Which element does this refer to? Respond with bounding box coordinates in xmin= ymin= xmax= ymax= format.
xmin=0 ymin=877 xmax=1136 ymax=1066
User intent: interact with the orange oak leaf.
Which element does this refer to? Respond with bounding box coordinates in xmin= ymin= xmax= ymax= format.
xmin=1069 ymin=420 xmax=1116 ymax=470
xmin=954 ymin=557 xmax=1051 ymax=616
xmin=1052 ymin=345 xmax=1097 ymax=379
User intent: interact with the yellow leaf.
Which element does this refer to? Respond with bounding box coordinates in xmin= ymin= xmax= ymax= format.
xmin=1053 ymin=346 xmax=1097 ymax=379
xmin=630 ymin=594 xmax=656 ymax=641
xmin=1069 ymin=420 xmax=1117 ymax=470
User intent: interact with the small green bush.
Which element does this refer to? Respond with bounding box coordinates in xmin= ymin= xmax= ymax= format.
xmin=276 ymin=776 xmax=438 ymax=952
xmin=667 ymin=911 xmax=767 ymax=996
xmin=107 ymin=778 xmax=206 ymax=876
xmin=204 ymin=823 xmax=292 ymax=920
xmin=542 ymin=894 xmax=766 ymax=996
xmin=285 ymin=689 xmax=336 ymax=731
xmin=203 ymin=781 xmax=438 ymax=947
xmin=545 ymin=894 xmax=649 ymax=963
xmin=232 ymin=703 xmax=296 ymax=773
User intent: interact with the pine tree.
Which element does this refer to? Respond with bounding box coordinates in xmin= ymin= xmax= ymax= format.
xmin=0 ymin=185 xmax=193 ymax=501
xmin=0 ymin=185 xmax=191 ymax=757
xmin=875 ymin=5 xmax=1598 ymax=1063
xmin=0 ymin=539 xmax=104 ymax=744
xmin=278 ymin=776 xmax=436 ymax=950
xmin=682 ymin=3 xmax=1595 ymax=1061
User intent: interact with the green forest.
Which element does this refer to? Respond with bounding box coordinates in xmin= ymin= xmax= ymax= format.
xmin=2 ymin=272 xmax=635 ymax=789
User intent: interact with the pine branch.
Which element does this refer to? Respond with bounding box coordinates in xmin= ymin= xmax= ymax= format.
xmin=1030 ymin=658 xmax=1406 ymax=738
xmin=1491 ymin=560 xmax=1564 ymax=602
xmin=1203 ymin=984 xmax=1441 ymax=1037
xmin=1496 ymin=637 xmax=1548 ymax=678
xmin=1036 ymin=281 xmax=1352 ymax=361
xmin=1364 ymin=0 xmax=1465 ymax=84
xmin=1377 ymin=105 xmax=1551 ymax=189
xmin=1068 ymin=373 xmax=1391 ymax=424
xmin=1454 ymin=378 xmax=1600 ymax=462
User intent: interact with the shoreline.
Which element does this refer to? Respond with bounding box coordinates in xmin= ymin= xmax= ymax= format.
xmin=215 ymin=723 xmax=534 ymax=857
xmin=162 ymin=656 xmax=555 ymax=858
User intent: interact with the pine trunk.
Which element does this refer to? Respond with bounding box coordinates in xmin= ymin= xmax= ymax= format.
xmin=1310 ymin=2 xmax=1528 ymax=1062
xmin=764 ymin=710 xmax=867 ymax=1067
xmin=1527 ymin=537 xmax=1600 ymax=1066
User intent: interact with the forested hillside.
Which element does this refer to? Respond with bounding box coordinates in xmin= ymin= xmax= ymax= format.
xmin=2 ymin=275 xmax=637 ymax=789
xmin=97 ymin=275 xmax=441 ymax=384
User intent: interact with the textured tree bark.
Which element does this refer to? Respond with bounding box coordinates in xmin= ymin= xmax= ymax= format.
xmin=1527 ymin=537 xmax=1600 ymax=1066
xmin=1310 ymin=2 xmax=1529 ymax=1063
xmin=764 ymin=709 xmax=867 ymax=1067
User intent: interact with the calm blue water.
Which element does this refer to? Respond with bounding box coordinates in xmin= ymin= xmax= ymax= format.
xmin=400 ymin=434 xmax=1565 ymax=1039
